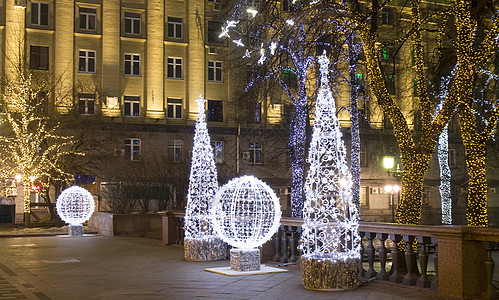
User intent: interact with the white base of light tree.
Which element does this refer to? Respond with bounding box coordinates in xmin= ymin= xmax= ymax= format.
xmin=68 ymin=224 xmax=84 ymax=237
xmin=184 ymin=236 xmax=227 ymax=261
xmin=230 ymin=248 xmax=260 ymax=271
xmin=301 ymin=255 xmax=361 ymax=291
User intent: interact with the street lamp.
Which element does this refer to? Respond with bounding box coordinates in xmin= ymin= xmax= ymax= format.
xmin=385 ymin=184 xmax=400 ymax=222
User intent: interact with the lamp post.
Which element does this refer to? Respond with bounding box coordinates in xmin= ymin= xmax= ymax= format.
xmin=385 ymin=184 xmax=400 ymax=222
xmin=383 ymin=154 xmax=403 ymax=223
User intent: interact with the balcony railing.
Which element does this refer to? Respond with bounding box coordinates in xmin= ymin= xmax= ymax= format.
xmin=160 ymin=212 xmax=499 ymax=299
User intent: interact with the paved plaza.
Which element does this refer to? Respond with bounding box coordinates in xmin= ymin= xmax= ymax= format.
xmin=0 ymin=235 xmax=443 ymax=300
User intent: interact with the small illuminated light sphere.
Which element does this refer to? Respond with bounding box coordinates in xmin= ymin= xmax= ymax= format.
xmin=211 ymin=175 xmax=281 ymax=271
xmin=184 ymin=95 xmax=226 ymax=261
xmin=300 ymin=53 xmax=361 ymax=290
xmin=56 ymin=186 xmax=95 ymax=236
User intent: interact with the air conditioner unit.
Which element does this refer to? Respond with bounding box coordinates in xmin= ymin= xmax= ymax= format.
xmin=242 ymin=152 xmax=250 ymax=160
xmin=371 ymin=187 xmax=378 ymax=195
xmin=213 ymin=4 xmax=221 ymax=11
xmin=280 ymin=187 xmax=291 ymax=195
xmin=488 ymin=187 xmax=496 ymax=194
xmin=7 ymin=188 xmax=17 ymax=197
xmin=114 ymin=149 xmax=124 ymax=157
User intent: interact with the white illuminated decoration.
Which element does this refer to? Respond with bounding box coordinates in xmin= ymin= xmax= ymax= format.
xmin=300 ymin=54 xmax=360 ymax=290
xmin=183 ymin=95 xmax=226 ymax=261
xmin=56 ymin=186 xmax=94 ymax=226
xmin=211 ymin=175 xmax=281 ymax=250
xmin=185 ymin=95 xmax=219 ymax=240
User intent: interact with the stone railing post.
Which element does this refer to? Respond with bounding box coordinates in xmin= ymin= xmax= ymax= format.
xmin=416 ymin=236 xmax=432 ymax=288
xmin=280 ymin=226 xmax=289 ymax=263
xmin=483 ymin=242 xmax=498 ymax=300
xmin=288 ymin=227 xmax=299 ymax=262
xmin=402 ymin=235 xmax=418 ymax=285
xmin=365 ymin=232 xmax=378 ymax=278
xmin=389 ymin=234 xmax=403 ymax=283
xmin=377 ymin=233 xmax=389 ymax=280
xmin=359 ymin=231 xmax=366 ymax=276
xmin=431 ymin=237 xmax=438 ymax=291
xmin=273 ymin=229 xmax=281 ymax=262
xmin=159 ymin=211 xmax=179 ymax=245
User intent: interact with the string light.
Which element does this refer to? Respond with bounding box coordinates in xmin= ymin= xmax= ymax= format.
xmin=0 ymin=72 xmax=80 ymax=223
xmin=184 ymin=95 xmax=226 ymax=261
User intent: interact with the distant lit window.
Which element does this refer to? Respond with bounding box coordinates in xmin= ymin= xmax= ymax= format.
xmin=124 ymin=95 xmax=140 ymax=117
xmin=208 ymin=61 xmax=223 ymax=82
xmin=79 ymin=7 xmax=96 ymax=31
xmin=167 ymin=57 xmax=183 ymax=79
xmin=124 ymin=54 xmax=140 ymax=76
xmin=124 ymin=12 xmax=141 ymax=35
xmin=168 ymin=140 xmax=183 ymax=162
xmin=381 ymin=7 xmax=393 ymax=26
xmin=79 ymin=50 xmax=96 ymax=73
xmin=125 ymin=138 xmax=140 ymax=161
xmin=31 ymin=2 xmax=49 ymax=26
xmin=212 ymin=141 xmax=224 ymax=164
xmin=167 ymin=98 xmax=182 ymax=119
xmin=30 ymin=46 xmax=49 ymax=70
xmin=167 ymin=17 xmax=182 ymax=39
xmin=78 ymin=93 xmax=95 ymax=115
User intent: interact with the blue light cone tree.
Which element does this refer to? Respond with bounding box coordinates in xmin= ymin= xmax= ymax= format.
xmin=184 ymin=94 xmax=227 ymax=261
xmin=300 ymin=54 xmax=361 ymax=290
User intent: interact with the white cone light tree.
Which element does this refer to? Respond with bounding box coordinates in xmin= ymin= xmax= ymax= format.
xmin=184 ymin=94 xmax=227 ymax=261
xmin=300 ymin=54 xmax=361 ymax=290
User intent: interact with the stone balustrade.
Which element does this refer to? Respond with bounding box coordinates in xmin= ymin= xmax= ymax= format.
xmin=159 ymin=212 xmax=499 ymax=299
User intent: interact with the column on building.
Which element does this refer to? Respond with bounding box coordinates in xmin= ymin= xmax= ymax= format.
xmin=102 ymin=0 xmax=121 ymax=117
xmin=146 ymin=0 xmax=165 ymax=119
xmin=54 ymin=0 xmax=74 ymax=113
xmin=4 ymin=0 xmax=26 ymax=80
xmin=187 ymin=0 xmax=205 ymax=120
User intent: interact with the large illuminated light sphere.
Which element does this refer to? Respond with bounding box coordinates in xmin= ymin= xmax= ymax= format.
xmin=212 ymin=175 xmax=281 ymax=250
xmin=300 ymin=53 xmax=361 ymax=290
xmin=184 ymin=95 xmax=226 ymax=261
xmin=56 ymin=186 xmax=95 ymax=236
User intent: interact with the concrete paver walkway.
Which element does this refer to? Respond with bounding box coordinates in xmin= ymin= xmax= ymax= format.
xmin=0 ymin=235 xmax=440 ymax=299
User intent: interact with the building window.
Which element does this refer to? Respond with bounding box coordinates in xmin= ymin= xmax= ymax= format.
xmin=30 ymin=46 xmax=49 ymax=70
xmin=283 ymin=68 xmax=297 ymax=88
xmin=167 ymin=57 xmax=183 ymax=79
xmin=167 ymin=98 xmax=182 ymax=119
xmin=79 ymin=50 xmax=96 ymax=73
xmin=413 ymin=78 xmax=418 ymax=97
xmin=381 ymin=46 xmax=394 ymax=61
xmin=207 ymin=21 xmax=222 ymax=44
xmin=360 ymin=186 xmax=368 ymax=206
xmin=31 ymin=2 xmax=49 ymax=26
xmin=282 ymin=0 xmax=290 ymax=12
xmin=168 ymin=140 xmax=183 ymax=162
xmin=384 ymin=113 xmax=393 ymax=129
xmin=207 ymin=100 xmax=223 ymax=122
xmin=124 ymin=95 xmax=140 ymax=117
xmin=248 ymin=102 xmax=261 ymax=123
xmin=359 ymin=145 xmax=367 ymax=167
xmin=422 ymin=186 xmax=430 ymax=206
xmin=79 ymin=7 xmax=96 ymax=31
xmin=78 ymin=93 xmax=95 ymax=115
xmin=167 ymin=17 xmax=182 ymax=39
xmin=208 ymin=61 xmax=223 ymax=82
xmin=249 ymin=142 xmax=262 ymax=164
xmin=124 ymin=12 xmax=141 ymax=35
xmin=385 ymin=75 xmax=395 ymax=95
xmin=212 ymin=141 xmax=223 ymax=164
xmin=124 ymin=54 xmax=140 ymax=76
xmin=381 ymin=7 xmax=393 ymax=26
xmin=125 ymin=138 xmax=140 ymax=161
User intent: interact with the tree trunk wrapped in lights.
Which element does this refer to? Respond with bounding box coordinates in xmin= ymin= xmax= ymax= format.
xmin=184 ymin=95 xmax=227 ymax=261
xmin=300 ymin=54 xmax=361 ymax=290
